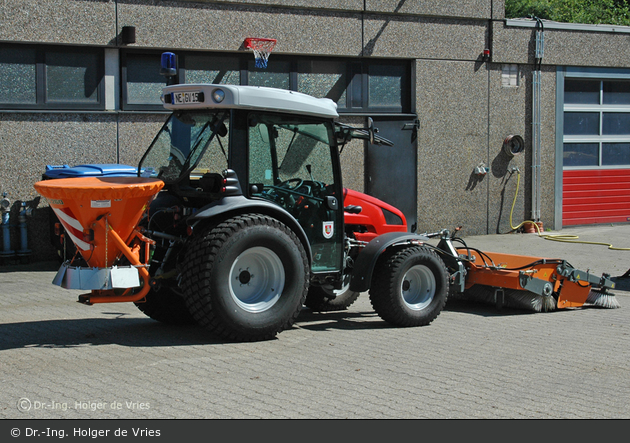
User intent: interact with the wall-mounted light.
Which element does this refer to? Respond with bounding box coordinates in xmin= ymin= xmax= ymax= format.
xmin=121 ymin=26 xmax=136 ymax=45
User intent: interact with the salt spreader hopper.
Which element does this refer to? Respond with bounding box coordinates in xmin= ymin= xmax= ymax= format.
xmin=33 ymin=176 xmax=163 ymax=304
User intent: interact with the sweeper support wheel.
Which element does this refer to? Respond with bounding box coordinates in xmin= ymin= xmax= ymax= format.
xmin=305 ymin=274 xmax=360 ymax=312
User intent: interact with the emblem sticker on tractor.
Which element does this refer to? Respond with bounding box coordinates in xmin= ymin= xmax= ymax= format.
xmin=323 ymin=221 xmax=334 ymax=239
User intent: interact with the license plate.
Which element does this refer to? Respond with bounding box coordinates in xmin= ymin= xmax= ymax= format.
xmin=171 ymin=91 xmax=203 ymax=105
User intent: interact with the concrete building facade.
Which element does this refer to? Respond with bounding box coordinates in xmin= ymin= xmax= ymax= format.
xmin=1 ymin=0 xmax=630 ymax=263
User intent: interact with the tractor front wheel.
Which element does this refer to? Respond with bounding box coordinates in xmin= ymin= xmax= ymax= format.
xmin=369 ymin=246 xmax=448 ymax=327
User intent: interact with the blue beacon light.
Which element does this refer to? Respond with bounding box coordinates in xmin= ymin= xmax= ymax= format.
xmin=160 ymin=52 xmax=177 ymax=77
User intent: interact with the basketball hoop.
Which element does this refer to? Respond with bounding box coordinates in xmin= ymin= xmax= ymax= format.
xmin=244 ymin=37 xmax=277 ymax=69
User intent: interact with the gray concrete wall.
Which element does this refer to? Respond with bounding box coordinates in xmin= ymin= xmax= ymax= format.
xmin=486 ymin=65 xmax=556 ymax=235
xmin=118 ymin=2 xmax=363 ymax=55
xmin=415 ymin=59 xmax=489 ymax=234
xmin=366 ymin=0 xmax=495 ymax=19
xmin=362 ymin=14 xmax=488 ymax=59
xmin=179 ymin=0 xmax=499 ymax=19
xmin=118 ymin=114 xmax=170 ymax=167
xmin=0 ymin=114 xmax=118 ymax=261
xmin=0 ymin=0 xmax=117 ymax=45
xmin=117 ymin=1 xmax=492 ymax=58
xmin=494 ymin=20 xmax=630 ymax=68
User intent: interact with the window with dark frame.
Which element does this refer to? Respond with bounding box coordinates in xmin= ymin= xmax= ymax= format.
xmin=122 ymin=52 xmax=166 ymax=110
xmin=121 ymin=50 xmax=412 ymax=114
xmin=563 ymin=78 xmax=630 ymax=168
xmin=0 ymin=45 xmax=104 ymax=110
xmin=1 ymin=45 xmax=412 ymax=114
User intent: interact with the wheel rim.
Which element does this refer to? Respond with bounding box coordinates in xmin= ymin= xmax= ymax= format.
xmin=229 ymin=247 xmax=285 ymax=313
xmin=400 ymin=264 xmax=435 ymax=311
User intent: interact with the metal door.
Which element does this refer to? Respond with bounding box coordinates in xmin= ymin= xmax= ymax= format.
xmin=366 ymin=117 xmax=418 ymax=231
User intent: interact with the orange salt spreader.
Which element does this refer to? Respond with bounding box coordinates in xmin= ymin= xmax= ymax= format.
xmin=34 ymin=176 xmax=164 ymax=304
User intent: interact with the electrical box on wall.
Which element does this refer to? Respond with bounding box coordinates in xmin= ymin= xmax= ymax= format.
xmin=502 ymin=64 xmax=519 ymax=87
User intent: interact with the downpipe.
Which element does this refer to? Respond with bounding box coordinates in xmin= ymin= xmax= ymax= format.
xmin=531 ymin=17 xmax=544 ymax=223
xmin=1 ymin=193 xmax=15 ymax=260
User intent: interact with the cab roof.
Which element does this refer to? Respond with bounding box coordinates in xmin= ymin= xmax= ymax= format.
xmin=162 ymin=84 xmax=339 ymax=119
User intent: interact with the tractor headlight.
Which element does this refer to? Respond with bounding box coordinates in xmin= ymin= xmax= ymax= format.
xmin=212 ymin=89 xmax=225 ymax=103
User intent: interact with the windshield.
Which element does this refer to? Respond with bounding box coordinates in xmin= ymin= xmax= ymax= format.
xmin=139 ymin=111 xmax=229 ymax=183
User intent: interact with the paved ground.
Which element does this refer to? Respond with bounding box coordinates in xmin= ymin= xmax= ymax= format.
xmin=1 ymin=224 xmax=629 ymax=420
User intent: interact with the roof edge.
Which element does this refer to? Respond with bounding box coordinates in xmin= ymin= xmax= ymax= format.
xmin=506 ymin=18 xmax=630 ymax=34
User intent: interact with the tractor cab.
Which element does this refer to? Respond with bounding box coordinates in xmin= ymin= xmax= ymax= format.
xmin=139 ymin=83 xmax=388 ymax=276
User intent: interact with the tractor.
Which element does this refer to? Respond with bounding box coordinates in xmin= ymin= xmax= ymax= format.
xmin=35 ymin=82 xmax=451 ymax=341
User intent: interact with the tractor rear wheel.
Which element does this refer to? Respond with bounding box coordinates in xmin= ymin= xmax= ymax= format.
xmin=369 ymin=246 xmax=448 ymax=327
xmin=305 ymin=279 xmax=360 ymax=312
xmin=181 ymin=214 xmax=309 ymax=341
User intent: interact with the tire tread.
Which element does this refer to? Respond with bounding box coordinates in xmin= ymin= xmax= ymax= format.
xmin=181 ymin=214 xmax=308 ymax=341
xmin=369 ymin=246 xmax=448 ymax=327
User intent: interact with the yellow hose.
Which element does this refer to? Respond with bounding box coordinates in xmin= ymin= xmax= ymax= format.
xmin=508 ymin=168 xmax=630 ymax=251
xmin=509 ymin=168 xmax=534 ymax=233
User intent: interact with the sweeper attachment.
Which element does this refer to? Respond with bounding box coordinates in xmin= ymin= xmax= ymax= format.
xmin=431 ymin=229 xmax=620 ymax=312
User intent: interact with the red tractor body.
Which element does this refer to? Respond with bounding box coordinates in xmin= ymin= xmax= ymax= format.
xmin=342 ymin=188 xmax=408 ymax=241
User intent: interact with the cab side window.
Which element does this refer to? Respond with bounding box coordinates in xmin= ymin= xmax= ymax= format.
xmin=247 ymin=113 xmax=341 ymax=272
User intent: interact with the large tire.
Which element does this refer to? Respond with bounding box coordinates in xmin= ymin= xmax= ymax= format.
xmin=181 ymin=214 xmax=309 ymax=341
xmin=305 ymin=277 xmax=360 ymax=312
xmin=369 ymin=246 xmax=448 ymax=327
xmin=135 ymin=286 xmax=197 ymax=325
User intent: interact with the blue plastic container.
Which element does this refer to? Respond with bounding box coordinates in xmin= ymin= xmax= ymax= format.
xmin=44 ymin=164 xmax=138 ymax=179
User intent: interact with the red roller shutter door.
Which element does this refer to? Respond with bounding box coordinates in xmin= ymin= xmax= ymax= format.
xmin=563 ymin=169 xmax=630 ymax=226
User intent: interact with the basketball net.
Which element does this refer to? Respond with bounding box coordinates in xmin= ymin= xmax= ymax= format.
xmin=244 ymin=38 xmax=277 ymax=69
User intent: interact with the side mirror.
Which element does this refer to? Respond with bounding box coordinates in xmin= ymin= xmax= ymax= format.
xmin=325 ymin=196 xmax=338 ymax=210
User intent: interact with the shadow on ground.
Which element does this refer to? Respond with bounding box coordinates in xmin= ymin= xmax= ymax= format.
xmin=0 ymin=315 xmax=221 ymax=351
xmin=0 ymin=309 xmax=391 ymax=350
xmin=2 ymin=287 xmax=625 ymax=350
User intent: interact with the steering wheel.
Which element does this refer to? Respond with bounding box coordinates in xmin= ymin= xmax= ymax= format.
xmin=277 ymin=178 xmax=303 ymax=191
